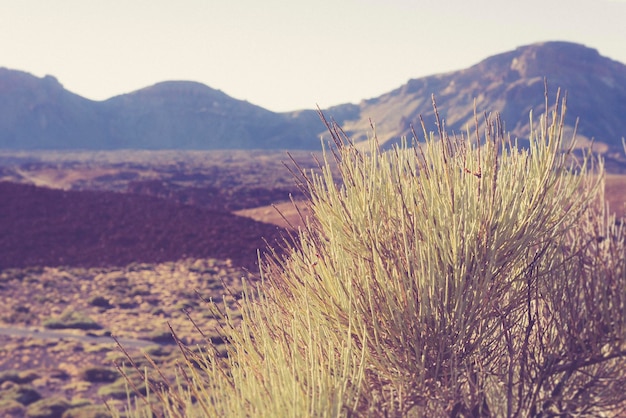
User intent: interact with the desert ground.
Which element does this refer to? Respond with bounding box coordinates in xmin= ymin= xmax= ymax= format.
xmin=0 ymin=149 xmax=624 ymax=417
xmin=0 ymin=149 xmax=320 ymax=417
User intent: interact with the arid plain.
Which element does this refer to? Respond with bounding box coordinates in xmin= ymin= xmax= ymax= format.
xmin=0 ymin=149 xmax=321 ymax=417
xmin=0 ymin=149 xmax=624 ymax=417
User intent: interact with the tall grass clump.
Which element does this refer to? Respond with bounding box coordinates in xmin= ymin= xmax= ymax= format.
xmin=123 ymin=92 xmax=626 ymax=417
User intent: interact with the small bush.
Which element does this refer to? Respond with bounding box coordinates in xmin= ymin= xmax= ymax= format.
xmin=0 ymin=372 xmax=20 ymax=385
xmin=0 ymin=399 xmax=26 ymax=418
xmin=0 ymin=382 xmax=42 ymax=406
xmin=43 ymin=310 xmax=102 ymax=331
xmin=0 ymin=370 xmax=39 ymax=385
xmin=145 ymin=330 xmax=174 ymax=344
xmin=79 ymin=367 xmax=118 ymax=383
xmin=98 ymin=377 xmax=147 ymax=400
xmin=2 ymin=304 xmax=37 ymax=324
xmin=61 ymin=404 xmax=112 ymax=418
xmin=25 ymin=397 xmax=70 ymax=418
xmin=142 ymin=345 xmax=173 ymax=358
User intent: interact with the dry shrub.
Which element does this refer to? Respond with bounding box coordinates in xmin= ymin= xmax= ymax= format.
xmin=122 ymin=92 xmax=626 ymax=417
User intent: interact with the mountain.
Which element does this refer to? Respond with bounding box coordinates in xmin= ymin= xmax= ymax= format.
xmin=0 ymin=70 xmax=320 ymax=150
xmin=0 ymin=41 xmax=624 ymax=151
xmin=101 ymin=81 xmax=319 ymax=149
xmin=0 ymin=68 xmax=108 ymax=148
xmin=329 ymin=41 xmax=626 ymax=151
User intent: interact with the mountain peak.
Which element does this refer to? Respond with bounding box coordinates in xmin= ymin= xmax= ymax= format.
xmin=463 ymin=41 xmax=610 ymax=81
xmin=517 ymin=40 xmax=600 ymax=55
xmin=334 ymin=41 xmax=626 ymax=151
xmin=0 ymin=67 xmax=64 ymax=94
xmin=505 ymin=41 xmax=606 ymax=78
xmin=131 ymin=80 xmax=224 ymax=96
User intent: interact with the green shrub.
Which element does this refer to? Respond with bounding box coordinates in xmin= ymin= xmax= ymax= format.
xmin=0 ymin=372 xmax=20 ymax=385
xmin=0 ymin=382 xmax=42 ymax=406
xmin=142 ymin=345 xmax=173 ymax=358
xmin=99 ymin=376 xmax=147 ymax=400
xmin=25 ymin=397 xmax=70 ymax=418
xmin=145 ymin=330 xmax=174 ymax=344
xmin=0 ymin=398 xmax=26 ymax=417
xmin=61 ymin=404 xmax=112 ymax=418
xmin=43 ymin=310 xmax=102 ymax=331
xmin=0 ymin=370 xmax=39 ymax=385
xmin=124 ymin=95 xmax=626 ymax=416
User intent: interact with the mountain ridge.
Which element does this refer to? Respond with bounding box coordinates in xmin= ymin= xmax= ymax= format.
xmin=334 ymin=41 xmax=626 ymax=151
xmin=0 ymin=41 xmax=624 ymax=151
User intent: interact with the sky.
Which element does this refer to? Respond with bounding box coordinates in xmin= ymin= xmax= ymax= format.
xmin=1 ymin=0 xmax=625 ymax=112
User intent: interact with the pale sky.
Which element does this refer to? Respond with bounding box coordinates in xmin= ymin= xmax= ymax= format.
xmin=1 ymin=0 xmax=625 ymax=112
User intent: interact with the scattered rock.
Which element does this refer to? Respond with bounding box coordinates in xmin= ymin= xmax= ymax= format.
xmin=0 ymin=181 xmax=286 ymax=271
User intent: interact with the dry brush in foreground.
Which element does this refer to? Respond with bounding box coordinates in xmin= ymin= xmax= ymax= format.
xmin=121 ymin=94 xmax=626 ymax=417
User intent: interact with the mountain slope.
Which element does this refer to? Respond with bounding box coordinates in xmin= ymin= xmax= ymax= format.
xmin=330 ymin=42 xmax=626 ymax=151
xmin=0 ymin=68 xmax=107 ymax=148
xmin=101 ymin=81 xmax=317 ymax=149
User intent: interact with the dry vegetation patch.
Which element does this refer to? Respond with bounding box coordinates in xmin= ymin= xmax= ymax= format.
xmin=0 ymin=257 xmax=249 ymax=411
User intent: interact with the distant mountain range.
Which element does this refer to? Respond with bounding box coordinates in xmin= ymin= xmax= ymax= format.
xmin=0 ymin=41 xmax=624 ymax=152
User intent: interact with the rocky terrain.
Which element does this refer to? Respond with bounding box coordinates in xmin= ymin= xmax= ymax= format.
xmin=0 ymin=181 xmax=286 ymax=271
xmin=0 ymin=258 xmax=249 ymax=417
xmin=0 ymin=146 xmax=624 ymax=417
xmin=0 ymin=150 xmax=320 ymax=417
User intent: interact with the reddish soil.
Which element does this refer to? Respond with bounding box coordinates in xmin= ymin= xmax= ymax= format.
xmin=0 ymin=181 xmax=287 ymax=271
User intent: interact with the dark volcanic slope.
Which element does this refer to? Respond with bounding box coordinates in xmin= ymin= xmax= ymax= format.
xmin=0 ymin=181 xmax=285 ymax=270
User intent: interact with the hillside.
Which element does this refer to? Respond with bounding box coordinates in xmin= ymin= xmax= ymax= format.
xmin=0 ymin=181 xmax=285 ymax=270
xmin=0 ymin=41 xmax=624 ymax=152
